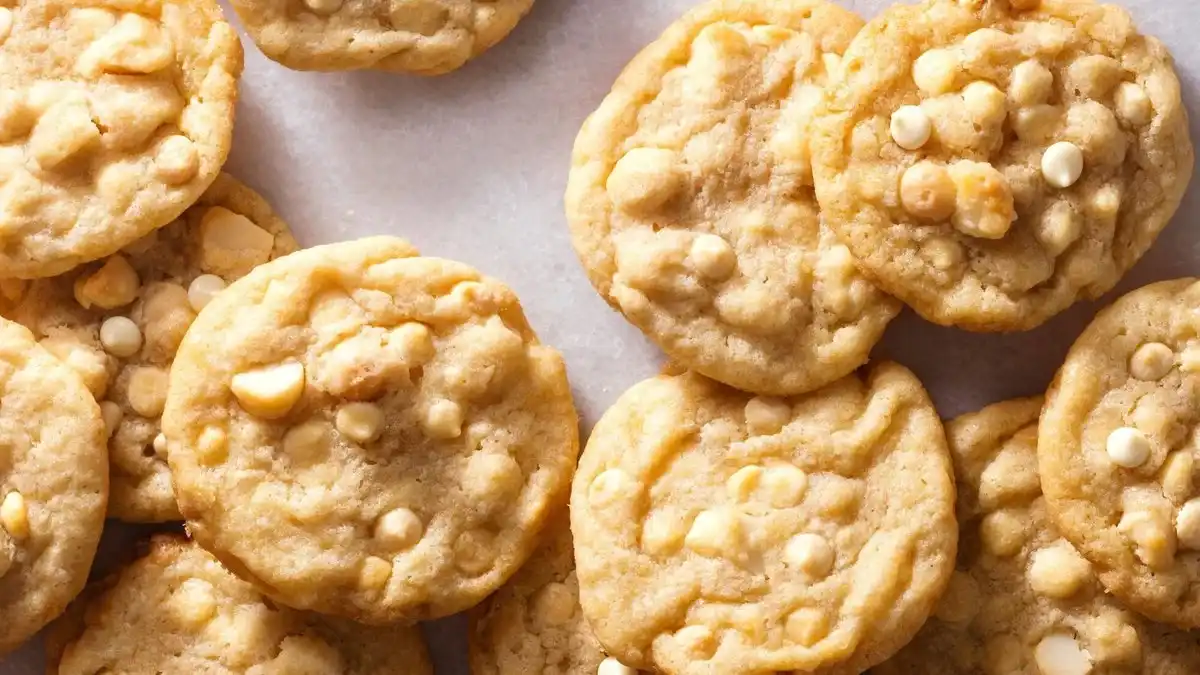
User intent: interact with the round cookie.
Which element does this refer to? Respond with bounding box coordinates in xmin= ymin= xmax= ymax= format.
xmin=0 ymin=174 xmax=299 ymax=523
xmin=1040 ymin=278 xmax=1200 ymax=628
xmin=565 ymin=0 xmax=900 ymax=397
xmin=0 ymin=0 xmax=243 ymax=279
xmin=0 ymin=317 xmax=107 ymax=655
xmin=469 ymin=510 xmax=644 ymax=675
xmin=879 ymin=397 xmax=1200 ymax=675
xmin=46 ymin=535 xmax=434 ymax=674
xmin=162 ymin=236 xmax=580 ymax=623
xmin=812 ymin=0 xmax=1192 ymax=331
xmin=227 ymin=0 xmax=533 ymax=74
xmin=570 ymin=363 xmax=957 ymax=675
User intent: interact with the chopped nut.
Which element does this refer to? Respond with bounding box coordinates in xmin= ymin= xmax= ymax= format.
xmin=154 ymin=135 xmax=199 ymax=184
xmin=126 ymin=366 xmax=169 ymax=418
xmin=1130 ymin=343 xmax=1174 ymax=381
xmin=684 ymin=508 xmax=742 ymax=558
xmin=40 ymin=336 xmax=110 ymax=399
xmin=980 ymin=509 xmax=1027 ymax=557
xmin=230 ymin=362 xmax=306 ymax=420
xmin=29 ymin=97 xmax=100 ymax=170
xmin=912 ymin=48 xmax=958 ymax=95
xmin=1114 ymin=82 xmax=1152 ymax=127
xmin=785 ymin=608 xmax=829 ymax=647
xmin=1176 ymin=499 xmax=1200 ymax=550
xmin=360 ymin=556 xmax=393 ymax=589
xmin=139 ymin=282 xmax=196 ymax=362
xmin=336 ymin=402 xmax=384 ymax=443
xmin=74 ymin=256 xmax=140 ymax=310
xmin=282 ymin=420 xmax=332 ymax=464
xmin=597 ymin=657 xmax=637 ymax=675
xmin=1009 ymin=60 xmax=1053 ymax=106
xmin=1161 ymin=451 xmax=1195 ymax=504
xmin=901 ymin=162 xmax=957 ymax=221
xmin=1119 ymin=509 xmax=1177 ymax=570
xmin=761 ymin=465 xmax=808 ymax=508
xmin=727 ymin=465 xmax=763 ymax=503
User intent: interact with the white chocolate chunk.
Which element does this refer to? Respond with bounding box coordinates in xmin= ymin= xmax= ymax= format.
xmin=1009 ymin=60 xmax=1053 ymax=105
xmin=1130 ymin=343 xmax=1174 ymax=381
xmin=901 ymin=162 xmax=957 ymax=221
xmin=0 ymin=492 xmax=28 ymax=539
xmin=101 ymin=401 xmax=123 ymax=438
xmin=1042 ymin=142 xmax=1085 ymax=189
xmin=785 ymin=533 xmax=834 ymax=578
xmin=1035 ymin=633 xmax=1093 ymax=675
xmin=744 ymin=397 xmax=791 ymax=435
xmin=154 ymin=135 xmax=199 ymax=184
xmin=336 ymin=403 xmax=384 ymax=443
xmin=685 ymin=509 xmax=741 ymax=557
xmin=1176 ymin=499 xmax=1200 ymax=550
xmin=761 ymin=466 xmax=808 ymax=508
xmin=424 ymin=398 xmax=464 ymax=439
xmin=230 ymin=362 xmax=306 ymax=420
xmin=187 ymin=274 xmax=227 ymax=312
xmin=99 ymin=316 xmax=142 ymax=357
xmin=912 ymin=48 xmax=958 ymax=95
xmin=375 ymin=508 xmax=423 ymax=550
xmin=1106 ymin=427 xmax=1151 ymax=468
xmin=153 ymin=433 xmax=168 ymax=456
xmin=127 ymin=366 xmax=168 ymax=418
xmin=1119 ymin=510 xmax=1176 ymax=570
xmin=689 ymin=234 xmax=736 ymax=280
xmin=77 ymin=13 xmax=175 ymax=76
xmin=1028 ymin=542 xmax=1091 ymax=599
xmin=74 ymin=256 xmax=140 ymax=310
xmin=1114 ymin=82 xmax=1152 ymax=127
xmin=199 ymin=207 xmax=276 ymax=277
xmin=890 ymin=105 xmax=932 ymax=150
xmin=607 ymin=148 xmax=686 ymax=215
xmin=598 ymin=657 xmax=637 ymax=675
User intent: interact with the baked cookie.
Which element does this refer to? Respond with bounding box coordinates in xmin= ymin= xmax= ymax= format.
xmin=812 ymin=0 xmax=1192 ymax=331
xmin=469 ymin=510 xmax=643 ymax=675
xmin=46 ymin=535 xmax=434 ymax=674
xmin=571 ymin=363 xmax=956 ymax=675
xmin=1039 ymin=278 xmax=1200 ymax=628
xmin=0 ymin=174 xmax=299 ymax=523
xmin=0 ymin=317 xmax=107 ymax=655
xmin=566 ymin=0 xmax=900 ymax=397
xmin=0 ymin=0 xmax=243 ymax=279
xmin=879 ymin=397 xmax=1200 ymax=675
xmin=162 ymin=237 xmax=580 ymax=624
xmin=227 ymin=0 xmax=533 ymax=74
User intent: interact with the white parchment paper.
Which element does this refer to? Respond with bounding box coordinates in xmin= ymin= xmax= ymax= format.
xmin=5 ymin=0 xmax=1200 ymax=672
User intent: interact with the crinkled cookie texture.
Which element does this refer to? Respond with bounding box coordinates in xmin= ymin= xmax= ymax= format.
xmin=879 ymin=397 xmax=1200 ymax=675
xmin=571 ymin=364 xmax=956 ymax=675
xmin=812 ymin=0 xmax=1192 ymax=331
xmin=45 ymin=536 xmax=434 ymax=674
xmin=0 ymin=0 xmax=243 ymax=279
xmin=163 ymin=237 xmax=580 ymax=624
xmin=566 ymin=0 xmax=899 ymax=397
xmin=228 ymin=0 xmax=533 ymax=74
xmin=1039 ymin=278 xmax=1200 ymax=628
xmin=0 ymin=318 xmax=107 ymax=655
xmin=0 ymin=174 xmax=298 ymax=524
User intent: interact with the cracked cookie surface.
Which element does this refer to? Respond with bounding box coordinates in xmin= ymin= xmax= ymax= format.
xmin=0 ymin=174 xmax=298 ymax=523
xmin=46 ymin=536 xmax=433 ymax=674
xmin=163 ymin=236 xmax=580 ymax=624
xmin=879 ymin=397 xmax=1200 ymax=675
xmin=228 ymin=0 xmax=533 ymax=74
xmin=812 ymin=0 xmax=1192 ymax=331
xmin=566 ymin=0 xmax=899 ymax=396
xmin=1040 ymin=278 xmax=1200 ymax=628
xmin=0 ymin=0 xmax=242 ymax=278
xmin=570 ymin=363 xmax=956 ymax=675
xmin=0 ymin=317 xmax=107 ymax=654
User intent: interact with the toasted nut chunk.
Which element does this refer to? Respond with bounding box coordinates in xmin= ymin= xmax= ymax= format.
xmin=890 ymin=105 xmax=932 ymax=150
xmin=153 ymin=433 xmax=168 ymax=456
xmin=169 ymin=578 xmax=217 ymax=628
xmin=360 ymin=556 xmax=392 ymax=589
xmin=0 ymin=492 xmax=29 ymax=539
xmin=727 ymin=466 xmax=762 ymax=503
xmin=689 ymin=234 xmax=736 ymax=280
xmin=598 ymin=657 xmax=637 ymax=675
xmin=912 ymin=48 xmax=957 ymax=95
xmin=336 ymin=402 xmax=384 ymax=443
xmin=1119 ymin=510 xmax=1176 ymax=570
xmin=1130 ymin=343 xmax=1174 ymax=381
xmin=1107 ymin=427 xmax=1151 ymax=468
xmin=186 ymin=274 xmax=227 ymax=312
xmin=607 ymin=148 xmax=686 ymax=214
xmin=199 ymin=207 xmax=276 ymax=278
xmin=1066 ymin=55 xmax=1123 ymax=100
xmin=1042 ymin=142 xmax=1085 ymax=189
xmin=1036 ymin=200 xmax=1082 ymax=256
xmin=283 ymin=420 xmax=331 ymax=464
xmin=230 ymin=362 xmax=306 ymax=420
xmin=99 ymin=316 xmax=142 ymax=358
xmin=74 ymin=256 xmax=140 ymax=310
xmin=1035 ymin=634 xmax=1093 ymax=675
xmin=949 ymin=161 xmax=1015 ymax=238
xmin=1029 ymin=541 xmax=1092 ymax=599
xmin=140 ymin=283 xmax=196 ymax=361
xmin=901 ymin=162 xmax=957 ymax=221
xmin=126 ymin=366 xmax=169 ymax=418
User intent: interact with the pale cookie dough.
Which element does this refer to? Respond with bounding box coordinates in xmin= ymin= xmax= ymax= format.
xmin=812 ymin=0 xmax=1193 ymax=331
xmin=565 ymin=0 xmax=900 ymax=397
xmin=0 ymin=0 xmax=243 ymax=279
xmin=45 ymin=536 xmax=434 ymax=674
xmin=1040 ymin=278 xmax=1200 ymax=628
xmin=0 ymin=174 xmax=299 ymax=524
xmin=162 ymin=237 xmax=580 ymax=623
xmin=571 ymin=363 xmax=957 ymax=675
xmin=0 ymin=317 xmax=107 ymax=655
xmin=878 ymin=397 xmax=1200 ymax=675
xmin=469 ymin=511 xmax=644 ymax=675
xmin=227 ymin=0 xmax=533 ymax=74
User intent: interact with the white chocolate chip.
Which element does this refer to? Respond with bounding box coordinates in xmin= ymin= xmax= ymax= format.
xmin=744 ymin=397 xmax=791 ymax=435
xmin=689 ymin=234 xmax=736 ymax=280
xmin=74 ymin=255 xmax=140 ymax=310
xmin=1114 ymin=82 xmax=1152 ymax=127
xmin=949 ymin=161 xmax=1016 ymax=239
xmin=1176 ymin=499 xmax=1200 ymax=550
xmin=890 ymin=105 xmax=932 ymax=150
xmin=1034 ymin=633 xmax=1093 ymax=675
xmin=900 ymin=162 xmax=957 ymax=221
xmin=100 ymin=401 xmax=123 ymax=438
xmin=1130 ymin=343 xmax=1174 ymax=381
xmin=424 ymin=399 xmax=464 ymax=439
xmin=607 ymin=148 xmax=686 ymax=215
xmin=375 ymin=508 xmax=423 ymax=550
xmin=597 ymin=657 xmax=637 ymax=675
xmin=1009 ymin=60 xmax=1053 ymax=106
xmin=153 ymin=433 xmax=168 ymax=456
xmin=1028 ymin=542 xmax=1092 ymax=599
xmin=230 ymin=362 xmax=306 ymax=420
xmin=727 ymin=465 xmax=762 ymax=502
xmin=761 ymin=466 xmax=808 ymax=508
xmin=912 ymin=48 xmax=958 ymax=95
xmin=29 ymin=97 xmax=100 ymax=170
xmin=785 ymin=533 xmax=834 ymax=578
xmin=1106 ymin=427 xmax=1151 ymax=468
xmin=336 ymin=403 xmax=384 ymax=443
xmin=1119 ymin=509 xmax=1177 ymax=570
xmin=187 ymin=274 xmax=227 ymax=312
xmin=1042 ymin=142 xmax=1085 ymax=189
xmin=99 ymin=316 xmax=142 ymax=358
xmin=685 ymin=509 xmax=741 ymax=557
xmin=0 ymin=492 xmax=28 ymax=539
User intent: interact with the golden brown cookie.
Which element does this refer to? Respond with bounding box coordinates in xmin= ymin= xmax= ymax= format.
xmin=46 ymin=535 xmax=434 ymax=674
xmin=0 ymin=174 xmax=298 ymax=523
xmin=812 ymin=0 xmax=1192 ymax=331
xmin=571 ymin=364 xmax=956 ymax=675
xmin=0 ymin=0 xmax=243 ymax=278
xmin=163 ymin=237 xmax=580 ymax=624
xmin=566 ymin=0 xmax=900 ymax=396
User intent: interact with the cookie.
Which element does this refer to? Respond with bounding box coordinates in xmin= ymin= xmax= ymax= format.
xmin=1039 ymin=278 xmax=1200 ymax=628
xmin=565 ymin=0 xmax=900 ymax=397
xmin=0 ymin=0 xmax=243 ymax=279
xmin=46 ymin=535 xmax=434 ymax=674
xmin=812 ymin=0 xmax=1192 ymax=331
xmin=227 ymin=0 xmax=533 ymax=74
xmin=469 ymin=510 xmax=643 ymax=675
xmin=570 ymin=363 xmax=956 ymax=675
xmin=0 ymin=174 xmax=299 ymax=523
xmin=162 ymin=236 xmax=580 ymax=623
xmin=0 ymin=317 xmax=107 ymax=655
xmin=879 ymin=397 xmax=1200 ymax=675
